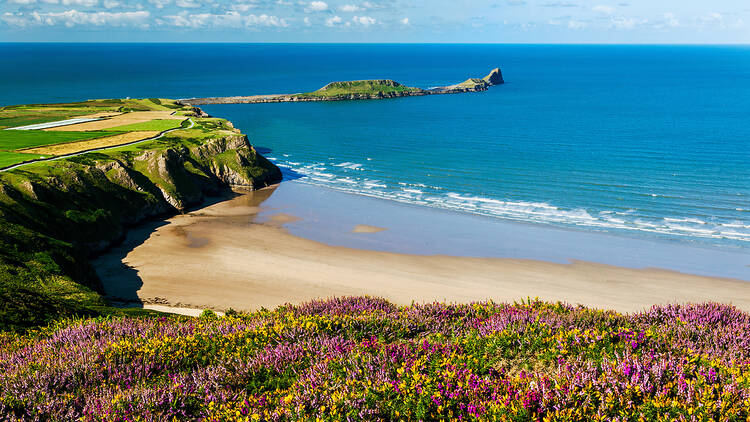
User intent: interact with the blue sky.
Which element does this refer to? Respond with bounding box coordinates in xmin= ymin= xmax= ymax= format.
xmin=1 ymin=0 xmax=748 ymax=43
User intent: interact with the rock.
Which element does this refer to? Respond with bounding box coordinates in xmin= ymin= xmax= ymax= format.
xmin=483 ymin=68 xmax=504 ymax=85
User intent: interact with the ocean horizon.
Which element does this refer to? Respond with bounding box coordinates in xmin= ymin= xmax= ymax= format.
xmin=2 ymin=43 xmax=749 ymax=253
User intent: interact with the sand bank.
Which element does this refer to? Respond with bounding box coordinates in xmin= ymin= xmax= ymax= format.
xmin=94 ymin=187 xmax=750 ymax=314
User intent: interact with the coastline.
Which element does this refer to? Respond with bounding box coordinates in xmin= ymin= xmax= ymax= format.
xmin=94 ymin=182 xmax=750 ymax=314
xmin=180 ymin=68 xmax=504 ymax=105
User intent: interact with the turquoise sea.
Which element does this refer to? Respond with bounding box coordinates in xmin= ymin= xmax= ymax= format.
xmin=2 ymin=43 xmax=749 ymax=252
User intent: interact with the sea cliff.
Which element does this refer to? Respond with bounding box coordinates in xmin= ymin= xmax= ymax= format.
xmin=0 ymin=107 xmax=281 ymax=330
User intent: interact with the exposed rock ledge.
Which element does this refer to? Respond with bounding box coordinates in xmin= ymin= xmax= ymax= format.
xmin=181 ymin=68 xmax=504 ymax=106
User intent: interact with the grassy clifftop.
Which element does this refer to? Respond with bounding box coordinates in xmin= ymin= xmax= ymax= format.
xmin=295 ymin=79 xmax=424 ymax=99
xmin=0 ymin=100 xmax=281 ymax=331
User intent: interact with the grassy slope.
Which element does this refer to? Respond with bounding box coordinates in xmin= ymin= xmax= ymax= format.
xmin=296 ymin=80 xmax=422 ymax=98
xmin=0 ymin=102 xmax=280 ymax=331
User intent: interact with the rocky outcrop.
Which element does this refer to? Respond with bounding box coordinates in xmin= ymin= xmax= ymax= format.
xmin=483 ymin=68 xmax=504 ymax=86
xmin=181 ymin=67 xmax=505 ymax=105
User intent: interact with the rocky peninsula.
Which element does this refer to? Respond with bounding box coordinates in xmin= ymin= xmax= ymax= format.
xmin=181 ymin=68 xmax=504 ymax=105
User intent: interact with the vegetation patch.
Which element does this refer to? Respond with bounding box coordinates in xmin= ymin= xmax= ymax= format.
xmin=1 ymin=297 xmax=749 ymax=421
xmin=296 ymin=79 xmax=423 ymax=99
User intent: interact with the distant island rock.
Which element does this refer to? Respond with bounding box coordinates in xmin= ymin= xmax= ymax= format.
xmin=181 ymin=68 xmax=504 ymax=105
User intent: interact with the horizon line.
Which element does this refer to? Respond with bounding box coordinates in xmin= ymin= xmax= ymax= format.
xmin=1 ymin=41 xmax=749 ymax=46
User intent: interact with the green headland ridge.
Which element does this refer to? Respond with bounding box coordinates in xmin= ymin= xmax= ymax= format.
xmin=181 ymin=67 xmax=504 ymax=105
xmin=0 ymin=99 xmax=281 ymax=330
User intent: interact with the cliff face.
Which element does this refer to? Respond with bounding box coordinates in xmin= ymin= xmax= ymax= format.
xmin=0 ymin=129 xmax=281 ymax=330
xmin=2 ymin=132 xmax=281 ymax=252
xmin=484 ymin=68 xmax=504 ymax=86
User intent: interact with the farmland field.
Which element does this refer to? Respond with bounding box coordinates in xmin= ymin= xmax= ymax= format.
xmin=0 ymin=98 xmax=182 ymax=130
xmin=22 ymin=131 xmax=161 ymax=155
xmin=103 ymin=119 xmax=184 ymax=132
xmin=0 ymin=151 xmax=44 ymax=167
xmin=0 ymin=99 xmax=190 ymax=168
xmin=47 ymin=111 xmax=182 ymax=131
xmin=0 ymin=130 xmax=119 ymax=151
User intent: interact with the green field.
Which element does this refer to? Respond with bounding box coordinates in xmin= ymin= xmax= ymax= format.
xmin=0 ymin=110 xmax=96 ymax=130
xmin=103 ymin=119 xmax=184 ymax=132
xmin=0 ymin=98 xmax=183 ymax=129
xmin=0 ymin=130 xmax=118 ymax=151
xmin=0 ymin=151 xmax=44 ymax=168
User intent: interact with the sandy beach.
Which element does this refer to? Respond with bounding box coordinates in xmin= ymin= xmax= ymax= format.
xmin=94 ymin=185 xmax=750 ymax=314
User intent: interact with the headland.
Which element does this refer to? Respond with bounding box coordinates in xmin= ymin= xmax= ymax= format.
xmin=181 ymin=68 xmax=504 ymax=105
xmin=0 ymin=98 xmax=281 ymax=329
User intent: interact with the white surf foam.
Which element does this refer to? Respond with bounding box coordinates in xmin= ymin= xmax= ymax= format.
xmin=270 ymin=158 xmax=750 ymax=246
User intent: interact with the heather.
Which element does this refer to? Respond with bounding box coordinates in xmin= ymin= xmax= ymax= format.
xmin=2 ymin=297 xmax=750 ymax=421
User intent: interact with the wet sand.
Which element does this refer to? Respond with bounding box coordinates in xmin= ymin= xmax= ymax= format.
xmin=94 ymin=186 xmax=750 ymax=314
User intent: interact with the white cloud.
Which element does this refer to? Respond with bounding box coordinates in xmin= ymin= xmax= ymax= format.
xmin=175 ymin=0 xmax=200 ymax=7
xmin=2 ymin=12 xmax=31 ymax=27
xmin=567 ymin=19 xmax=586 ymax=29
xmin=609 ymin=16 xmax=643 ymax=29
xmin=230 ymin=3 xmax=257 ymax=12
xmin=324 ymin=14 xmax=341 ymax=26
xmin=148 ymin=0 xmax=171 ymax=8
xmin=306 ymin=1 xmax=327 ymax=12
xmin=702 ymin=12 xmax=723 ymax=23
xmin=339 ymin=4 xmax=360 ymax=12
xmin=593 ymin=5 xmax=615 ymax=15
xmin=4 ymin=9 xmax=151 ymax=27
xmin=351 ymin=15 xmax=375 ymax=26
xmin=30 ymin=0 xmax=102 ymax=5
xmin=303 ymin=16 xmax=310 ymax=25
xmin=400 ymin=17 xmax=408 ymax=25
xmin=161 ymin=11 xmax=288 ymax=28
xmin=662 ymin=12 xmax=679 ymax=28
xmin=102 ymin=0 xmax=120 ymax=8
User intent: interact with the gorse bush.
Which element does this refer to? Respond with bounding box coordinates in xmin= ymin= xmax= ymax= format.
xmin=1 ymin=297 xmax=750 ymax=421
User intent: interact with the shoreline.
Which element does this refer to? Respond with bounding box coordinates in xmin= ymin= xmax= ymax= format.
xmin=254 ymin=181 xmax=750 ymax=281
xmin=94 ymin=183 xmax=750 ymax=314
xmin=260 ymin=162 xmax=750 ymax=254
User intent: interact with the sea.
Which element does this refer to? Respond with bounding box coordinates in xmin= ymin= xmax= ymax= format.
xmin=2 ymin=43 xmax=749 ymax=254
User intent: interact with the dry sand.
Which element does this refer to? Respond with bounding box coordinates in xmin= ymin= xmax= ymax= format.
xmin=22 ymin=131 xmax=160 ymax=155
xmin=46 ymin=111 xmax=182 ymax=131
xmin=94 ymin=189 xmax=750 ymax=314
